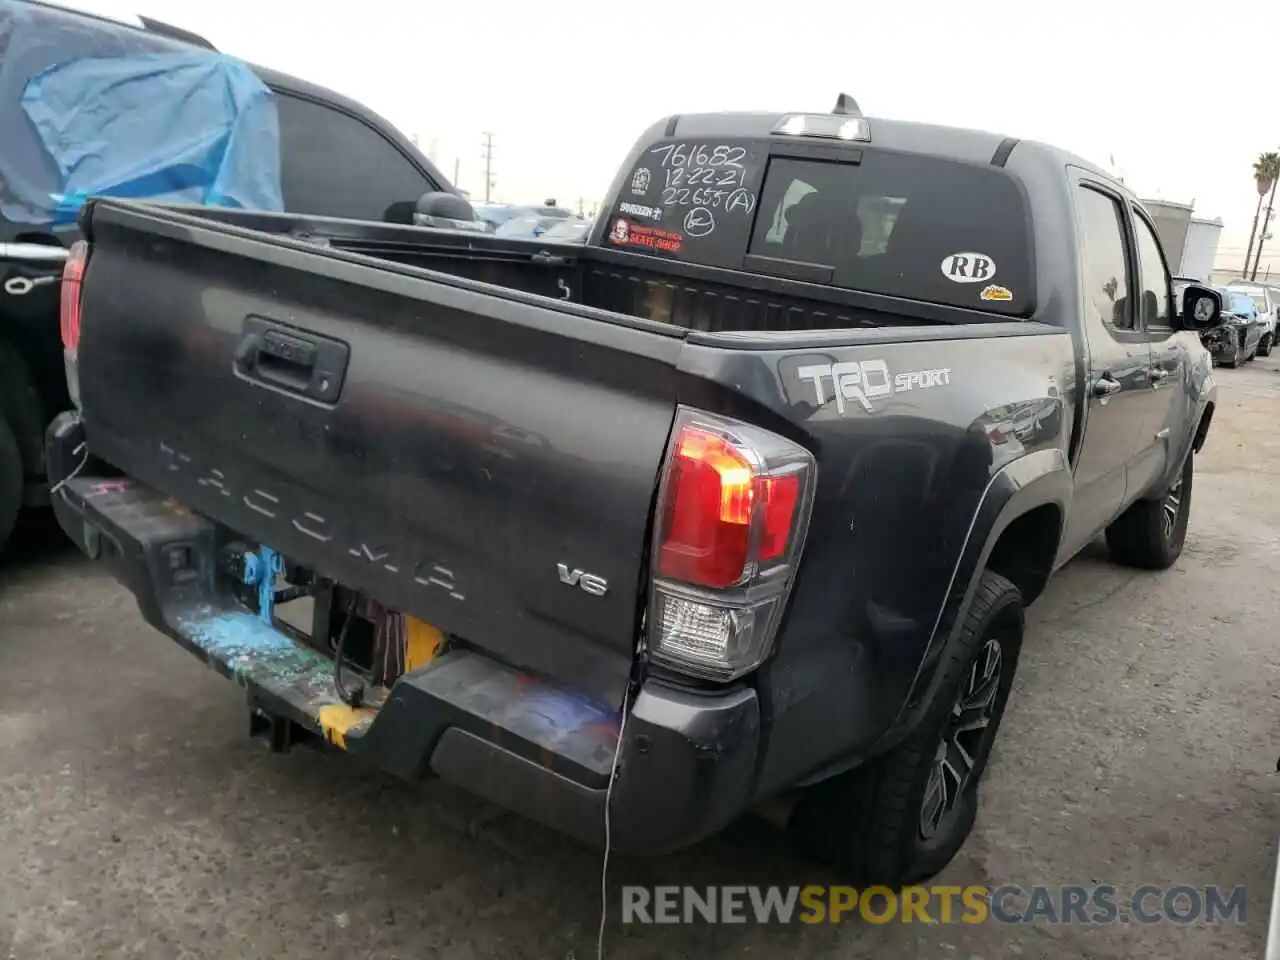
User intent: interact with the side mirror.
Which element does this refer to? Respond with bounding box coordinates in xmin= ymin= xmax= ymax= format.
xmin=1180 ymin=284 xmax=1223 ymax=331
xmin=413 ymin=191 xmax=478 ymax=229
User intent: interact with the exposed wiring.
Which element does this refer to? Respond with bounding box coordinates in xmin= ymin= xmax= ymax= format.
xmin=597 ymin=630 xmax=648 ymax=960
xmin=49 ymin=441 xmax=88 ymax=497
xmin=332 ymin=595 xmax=365 ymax=708
xmin=596 ymin=680 xmax=632 ymax=960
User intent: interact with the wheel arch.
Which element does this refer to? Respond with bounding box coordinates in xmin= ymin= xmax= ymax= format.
xmin=891 ymin=449 xmax=1071 ymax=737
xmin=984 ymin=502 xmax=1064 ymax=607
xmin=1192 ymin=401 xmax=1214 ymax=454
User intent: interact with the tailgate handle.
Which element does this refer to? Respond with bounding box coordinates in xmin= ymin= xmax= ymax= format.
xmin=235 ymin=317 xmax=349 ymax=404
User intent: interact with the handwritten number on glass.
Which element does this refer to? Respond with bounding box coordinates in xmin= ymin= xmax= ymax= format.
xmin=650 ymin=143 xmax=746 ymax=170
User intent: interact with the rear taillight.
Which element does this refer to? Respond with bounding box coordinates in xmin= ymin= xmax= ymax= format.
xmin=60 ymin=240 xmax=87 ymax=353
xmin=648 ymin=407 xmax=816 ymax=682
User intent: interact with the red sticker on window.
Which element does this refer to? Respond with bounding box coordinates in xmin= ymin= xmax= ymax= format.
xmin=609 ymin=217 xmax=683 ymax=254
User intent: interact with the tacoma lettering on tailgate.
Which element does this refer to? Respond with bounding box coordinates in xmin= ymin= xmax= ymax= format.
xmin=159 ymin=441 xmax=466 ymax=601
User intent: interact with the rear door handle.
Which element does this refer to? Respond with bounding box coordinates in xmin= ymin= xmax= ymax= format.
xmin=234 ymin=316 xmax=349 ymax=403
xmin=1091 ymin=374 xmax=1122 ymax=399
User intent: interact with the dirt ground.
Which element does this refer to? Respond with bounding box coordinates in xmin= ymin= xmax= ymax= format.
xmin=2 ymin=359 xmax=1279 ymax=959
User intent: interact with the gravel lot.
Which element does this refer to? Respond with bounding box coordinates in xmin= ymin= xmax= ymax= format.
xmin=2 ymin=361 xmax=1279 ymax=960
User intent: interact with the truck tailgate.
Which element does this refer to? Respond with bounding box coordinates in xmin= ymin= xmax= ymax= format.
xmin=77 ymin=201 xmax=685 ymax=706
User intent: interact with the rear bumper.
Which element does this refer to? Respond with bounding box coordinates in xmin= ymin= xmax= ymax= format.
xmin=48 ymin=412 xmax=760 ymax=854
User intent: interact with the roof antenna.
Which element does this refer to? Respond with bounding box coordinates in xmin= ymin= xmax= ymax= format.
xmin=833 ymin=93 xmax=863 ymax=117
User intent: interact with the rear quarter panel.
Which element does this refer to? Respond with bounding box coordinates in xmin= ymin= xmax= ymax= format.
xmin=676 ymin=324 xmax=1076 ymax=795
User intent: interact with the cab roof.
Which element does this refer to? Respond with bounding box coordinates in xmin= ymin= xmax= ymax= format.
xmin=666 ymin=110 xmax=1118 ymax=188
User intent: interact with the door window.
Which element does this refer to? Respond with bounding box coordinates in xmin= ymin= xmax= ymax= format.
xmin=1131 ymin=212 xmax=1173 ymax=330
xmin=274 ymin=93 xmax=433 ymax=222
xmin=1076 ymin=187 xmax=1134 ymax=332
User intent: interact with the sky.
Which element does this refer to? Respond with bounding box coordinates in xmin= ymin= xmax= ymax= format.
xmin=44 ymin=0 xmax=1280 ymax=274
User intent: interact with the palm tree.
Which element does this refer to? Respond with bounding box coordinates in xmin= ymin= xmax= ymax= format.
xmin=1245 ymin=153 xmax=1280 ymax=278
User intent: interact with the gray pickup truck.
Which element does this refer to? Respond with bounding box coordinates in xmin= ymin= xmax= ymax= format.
xmin=46 ymin=98 xmax=1223 ymax=887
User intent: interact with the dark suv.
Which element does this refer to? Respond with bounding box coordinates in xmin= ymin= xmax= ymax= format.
xmin=0 ymin=0 xmax=456 ymax=551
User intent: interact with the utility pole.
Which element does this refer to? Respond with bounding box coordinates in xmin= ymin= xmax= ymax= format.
xmin=1245 ymin=186 xmax=1268 ymax=279
xmin=453 ymin=158 xmax=461 ymax=190
xmin=481 ymin=132 xmax=496 ymax=203
xmin=1253 ymin=176 xmax=1279 ymax=281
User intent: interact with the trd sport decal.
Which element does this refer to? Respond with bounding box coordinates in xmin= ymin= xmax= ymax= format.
xmin=795 ymin=359 xmax=953 ymax=415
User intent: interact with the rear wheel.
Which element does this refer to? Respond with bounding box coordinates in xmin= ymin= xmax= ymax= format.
xmin=1259 ymin=333 xmax=1273 ymax=358
xmin=0 ymin=416 xmax=22 ymax=555
xmin=1105 ymin=452 xmax=1193 ymax=570
xmin=789 ymin=570 xmax=1024 ymax=887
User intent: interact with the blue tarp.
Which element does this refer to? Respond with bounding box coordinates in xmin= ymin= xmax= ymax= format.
xmin=0 ymin=0 xmax=283 ymax=227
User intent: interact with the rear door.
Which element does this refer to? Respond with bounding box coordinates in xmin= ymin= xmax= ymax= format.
xmin=1129 ymin=205 xmax=1186 ymax=497
xmin=1059 ymin=180 xmax=1153 ymax=560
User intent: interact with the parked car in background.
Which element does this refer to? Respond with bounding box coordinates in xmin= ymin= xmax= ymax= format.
xmin=473 ymin=201 xmax=575 ymax=233
xmin=1209 ymin=287 xmax=1266 ymax=367
xmin=493 ymin=215 xmax=567 ymax=239
xmin=0 ymin=0 xmax=457 ymax=553
xmin=1225 ymin=281 xmax=1280 ymax=356
xmin=470 ymin=203 xmax=523 ymax=231
xmin=537 ymin=217 xmax=592 ymax=243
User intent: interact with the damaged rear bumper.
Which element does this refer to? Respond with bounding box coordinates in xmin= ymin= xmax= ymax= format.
xmin=47 ymin=412 xmax=760 ymax=855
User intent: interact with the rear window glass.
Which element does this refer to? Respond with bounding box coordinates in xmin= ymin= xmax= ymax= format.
xmin=605 ymin=137 xmax=768 ymax=269
xmin=747 ymin=153 xmax=1032 ymax=313
xmin=606 ymin=137 xmax=1033 ymax=315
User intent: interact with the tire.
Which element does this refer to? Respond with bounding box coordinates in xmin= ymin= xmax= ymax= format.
xmin=1105 ymin=452 xmax=1193 ymax=570
xmin=0 ymin=415 xmax=22 ymax=555
xmin=1222 ymin=337 xmax=1241 ymax=368
xmin=1259 ymin=333 xmax=1273 ymax=358
xmin=789 ymin=570 xmax=1024 ymax=887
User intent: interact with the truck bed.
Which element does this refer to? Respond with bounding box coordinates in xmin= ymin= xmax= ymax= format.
xmin=176 ymin=204 xmax=968 ymax=335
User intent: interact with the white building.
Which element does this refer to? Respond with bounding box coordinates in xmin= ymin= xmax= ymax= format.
xmin=1180 ymin=217 xmax=1225 ymax=283
xmin=1140 ymin=199 xmax=1223 ymax=283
